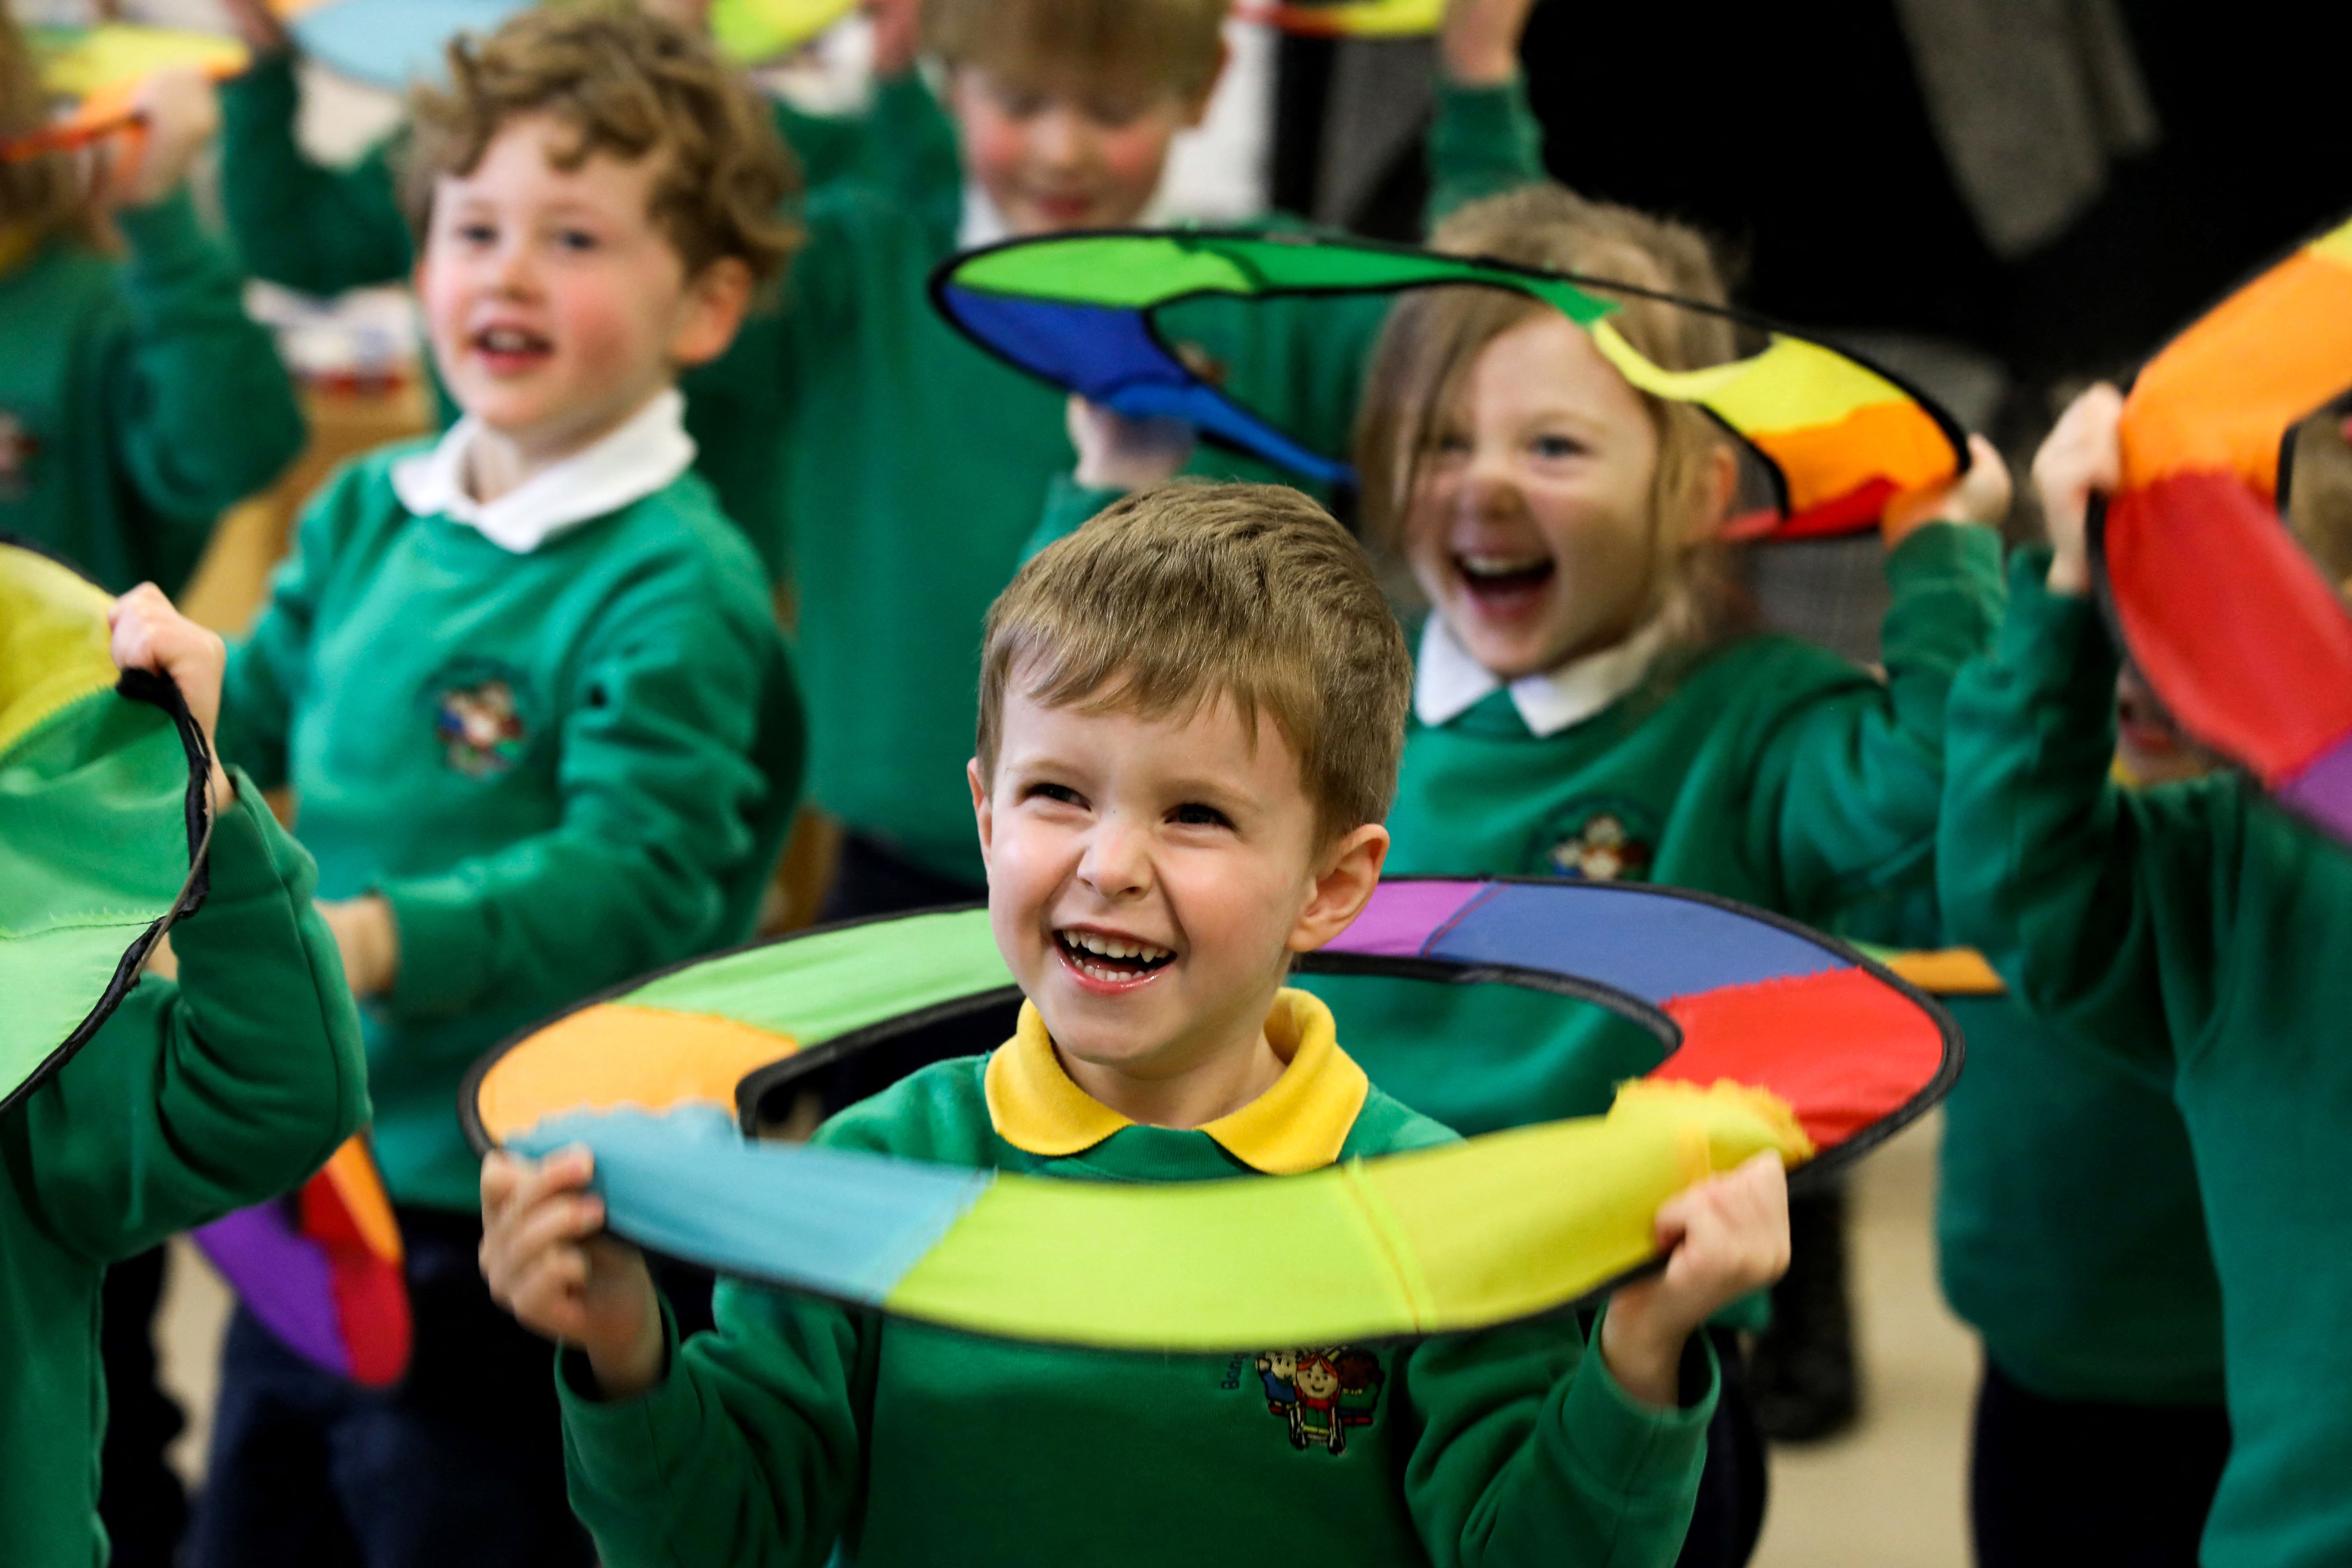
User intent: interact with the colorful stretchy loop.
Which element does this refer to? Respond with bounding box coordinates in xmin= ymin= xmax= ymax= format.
xmin=2 ymin=25 xmax=249 ymax=163
xmin=1236 ymin=0 xmax=1443 ymax=38
xmin=929 ymin=229 xmax=1970 ymax=539
xmin=462 ymin=878 xmax=1958 ymax=1352
xmin=0 ymin=537 xmax=210 ymax=1116
xmin=2100 ymin=213 xmax=2352 ymax=845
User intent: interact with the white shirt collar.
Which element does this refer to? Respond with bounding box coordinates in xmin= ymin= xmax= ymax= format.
xmin=1413 ymin=614 xmax=1673 ymax=737
xmin=389 ymin=388 xmax=696 ymax=553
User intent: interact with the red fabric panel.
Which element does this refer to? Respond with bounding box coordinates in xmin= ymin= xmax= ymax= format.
xmin=300 ymin=1173 xmax=414 ymax=1389
xmin=1653 ymin=967 xmax=1946 ymax=1149
xmin=2107 ymin=473 xmax=2352 ymax=781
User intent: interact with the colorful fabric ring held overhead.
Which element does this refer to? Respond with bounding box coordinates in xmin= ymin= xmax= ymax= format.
xmin=194 ymin=1137 xmax=413 ymax=1388
xmin=3 ymin=25 xmax=250 ymax=164
xmin=464 ymin=879 xmax=1959 ymax=1352
xmin=0 ymin=536 xmax=212 ymax=1116
xmin=928 ymin=230 xmax=1970 ymax=540
xmin=2098 ymin=213 xmax=2352 ymax=845
xmin=1235 ymin=0 xmax=1443 ymax=38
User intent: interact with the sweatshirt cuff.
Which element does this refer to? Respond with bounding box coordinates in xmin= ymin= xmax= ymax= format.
xmin=1996 ymin=546 xmax=2120 ymax=696
xmin=1560 ymin=1314 xmax=1718 ymax=1500
xmin=1027 ymin=474 xmax=1127 ymax=564
xmin=182 ymin=767 xmax=311 ymax=913
xmin=1430 ymin=74 xmax=1543 ymax=179
xmin=218 ymin=47 xmax=300 ymax=131
xmin=557 ymin=1303 xmax=693 ymax=1496
xmin=1884 ymin=516 xmax=2002 ymax=584
xmin=376 ymin=869 xmax=492 ymax=1016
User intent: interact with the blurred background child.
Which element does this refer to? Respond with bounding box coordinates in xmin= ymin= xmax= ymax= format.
xmin=0 ymin=27 xmax=301 ymax=592
xmin=1 ymin=580 xmax=366 ymax=1568
xmin=1943 ymin=385 xmax=2352 ymax=1568
xmin=180 ymin=11 xmax=804 ymax=1564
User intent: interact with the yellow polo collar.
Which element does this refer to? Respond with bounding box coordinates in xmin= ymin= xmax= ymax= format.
xmin=984 ymin=988 xmax=1371 ymax=1175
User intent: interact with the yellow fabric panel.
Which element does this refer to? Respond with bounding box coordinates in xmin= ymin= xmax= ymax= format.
xmin=0 ymin=546 xmax=119 ymax=760
xmin=1879 ymin=948 xmax=2005 ymax=996
xmin=474 ymin=1003 xmax=796 ymax=1143
xmin=1590 ymin=323 xmax=1905 ymax=435
xmin=37 ymin=26 xmax=248 ymax=99
xmin=2307 ymin=218 xmax=2352 ymax=270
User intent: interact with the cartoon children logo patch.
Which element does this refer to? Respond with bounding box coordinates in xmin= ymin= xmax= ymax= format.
xmin=0 ymin=412 xmax=40 ymax=500
xmin=1253 ymin=1347 xmax=1385 ymax=1455
xmin=426 ymin=661 xmax=534 ymax=778
xmin=1537 ymin=803 xmax=1656 ymax=882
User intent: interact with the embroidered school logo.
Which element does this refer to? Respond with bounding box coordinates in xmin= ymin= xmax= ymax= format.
xmin=1539 ymin=805 xmax=1656 ymax=883
xmin=0 ymin=412 xmax=39 ymax=499
xmin=428 ymin=664 xmax=532 ymax=778
xmin=1253 ymin=1347 xmax=1384 ymax=1455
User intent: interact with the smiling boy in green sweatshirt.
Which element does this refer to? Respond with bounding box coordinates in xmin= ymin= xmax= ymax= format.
xmin=481 ymin=482 xmax=1794 ymax=1568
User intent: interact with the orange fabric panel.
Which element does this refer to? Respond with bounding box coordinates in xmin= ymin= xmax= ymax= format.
xmin=1758 ymin=399 xmax=1958 ymax=515
xmin=474 ymin=1003 xmax=798 ymax=1144
xmin=2122 ymin=247 xmax=2352 ymax=495
xmin=1652 ymin=967 xmax=1947 ymax=1149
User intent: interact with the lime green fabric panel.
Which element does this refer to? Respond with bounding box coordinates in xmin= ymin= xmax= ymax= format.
xmin=0 ymin=545 xmax=119 ymax=757
xmin=0 ymin=691 xmax=190 ymax=1103
xmin=885 ymin=1168 xmax=1416 ymax=1349
xmin=624 ymin=909 xmax=1011 ymax=1045
xmin=956 ymin=238 xmax=1256 ymax=309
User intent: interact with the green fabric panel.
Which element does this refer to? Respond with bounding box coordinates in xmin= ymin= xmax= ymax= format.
xmin=953 ymin=232 xmax=1618 ymax=327
xmin=624 ymin=908 xmax=1011 ymax=1047
xmin=885 ymin=1163 xmax=1413 ymax=1348
xmin=0 ymin=691 xmax=189 ymax=1105
xmin=0 ymin=541 xmax=118 ymax=754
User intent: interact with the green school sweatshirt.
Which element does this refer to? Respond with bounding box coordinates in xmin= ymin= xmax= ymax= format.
xmin=558 ymin=991 xmax=1718 ymax=1568
xmin=0 ymin=774 xmax=369 ymax=1568
xmin=0 ymin=193 xmax=304 ymax=593
xmin=727 ymin=77 xmax=1543 ymax=885
xmin=1936 ymin=992 xmax=2225 ymax=1406
xmin=1291 ymin=523 xmax=2004 ymax=1139
xmin=1942 ymin=551 xmax=2352 ymax=1568
xmin=218 ymin=449 xmax=803 ymax=1211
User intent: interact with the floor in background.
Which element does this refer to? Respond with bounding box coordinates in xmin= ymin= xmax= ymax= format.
xmin=157 ymin=1114 xmax=1981 ymax=1561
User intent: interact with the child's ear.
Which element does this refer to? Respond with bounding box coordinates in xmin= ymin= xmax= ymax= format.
xmin=1288 ymin=823 xmax=1389 ymax=954
xmin=667 ymin=256 xmax=755 ymax=369
xmin=968 ymin=757 xmax=995 ymax=868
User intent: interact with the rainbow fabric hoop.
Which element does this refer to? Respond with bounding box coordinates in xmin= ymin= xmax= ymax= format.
xmin=1237 ymin=0 xmax=1443 ymax=38
xmin=0 ymin=538 xmax=211 ymax=1117
xmin=930 ymin=229 xmax=1970 ymax=540
xmin=193 ymin=1137 xmax=412 ymax=1387
xmin=4 ymin=25 xmax=250 ymax=164
xmin=272 ymin=0 xmax=852 ymax=88
xmin=2097 ymin=213 xmax=2352 ymax=845
xmin=464 ymin=878 xmax=1957 ymax=1351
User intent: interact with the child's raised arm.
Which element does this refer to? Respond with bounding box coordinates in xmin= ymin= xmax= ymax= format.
xmin=1600 ymin=1151 xmax=1791 ymax=1406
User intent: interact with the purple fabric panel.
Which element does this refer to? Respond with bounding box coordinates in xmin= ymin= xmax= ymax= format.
xmin=1326 ymin=880 xmax=1485 ymax=957
xmin=193 ymin=1205 xmax=350 ymax=1378
xmin=2278 ymin=733 xmax=2352 ymax=846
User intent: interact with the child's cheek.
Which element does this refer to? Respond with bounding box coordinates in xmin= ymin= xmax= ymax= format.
xmin=1099 ymin=122 xmax=1178 ymax=207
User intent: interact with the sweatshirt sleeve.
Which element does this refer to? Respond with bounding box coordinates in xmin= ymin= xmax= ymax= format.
xmin=1425 ymin=74 xmax=1548 ymax=227
xmin=100 ymin=191 xmax=306 ymax=591
xmin=1750 ymin=520 xmax=2006 ymax=929
xmin=560 ymin=1283 xmax=867 ymax=1568
xmin=11 ymin=772 xmax=369 ymax=1262
xmin=1938 ymin=550 xmax=2238 ymax=1077
xmin=371 ymin=550 xmax=791 ymax=1032
xmin=1406 ymin=1308 xmax=1716 ymax=1568
xmin=216 ymin=51 xmax=417 ymax=294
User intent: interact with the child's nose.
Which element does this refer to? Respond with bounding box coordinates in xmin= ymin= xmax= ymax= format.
xmin=1076 ymin=817 xmax=1150 ymax=897
xmin=1030 ymin=107 xmax=1091 ymax=169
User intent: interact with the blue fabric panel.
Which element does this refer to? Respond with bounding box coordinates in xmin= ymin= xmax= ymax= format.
xmin=291 ymin=0 xmax=527 ymax=90
xmin=1426 ymin=882 xmax=1847 ymax=1004
xmin=512 ymin=1106 xmax=991 ymax=1301
xmin=941 ymin=287 xmax=1355 ymax=485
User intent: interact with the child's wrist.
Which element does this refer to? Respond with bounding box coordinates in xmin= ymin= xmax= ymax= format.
xmin=586 ymin=1308 xmax=668 ymax=1400
xmin=2045 ymin=549 xmax=2094 ymax=596
xmin=1598 ymin=1305 xmax=1693 ymax=1410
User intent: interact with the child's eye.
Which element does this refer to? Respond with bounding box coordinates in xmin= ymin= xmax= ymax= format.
xmin=991 ymin=87 xmax=1047 ymax=119
xmin=1086 ymin=97 xmax=1149 ymax=129
xmin=555 ymin=228 xmax=601 ymax=253
xmin=1429 ymin=431 xmax=1472 ymax=457
xmin=456 ymin=222 xmax=497 ymax=247
xmin=1169 ymin=802 xmax=1232 ymax=829
xmin=1024 ymin=781 xmax=1083 ymax=807
xmin=1531 ymin=433 xmax=1587 ymax=460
